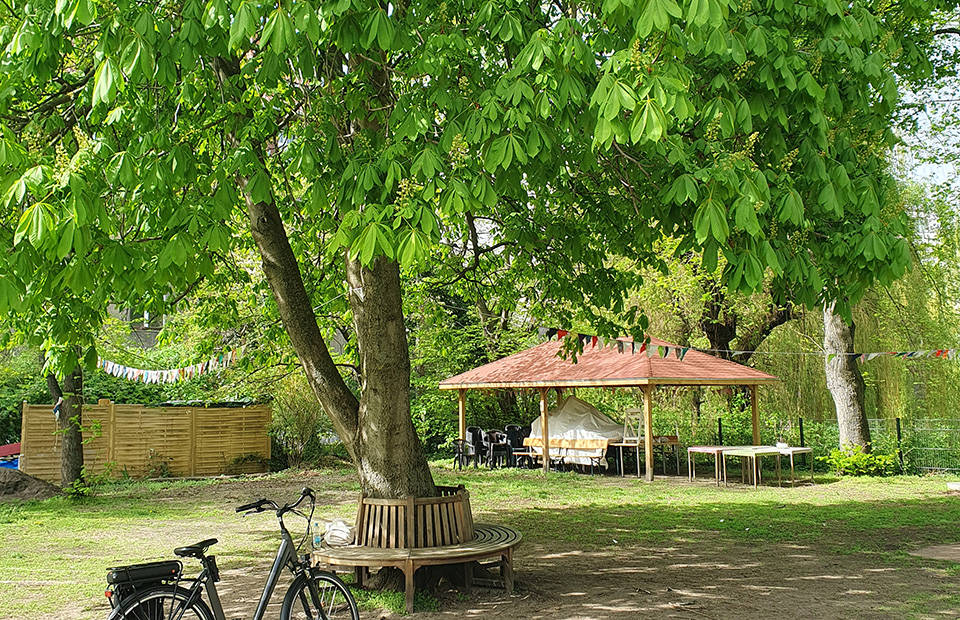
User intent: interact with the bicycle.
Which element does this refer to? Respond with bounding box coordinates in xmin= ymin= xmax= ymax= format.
xmin=103 ymin=487 xmax=359 ymax=620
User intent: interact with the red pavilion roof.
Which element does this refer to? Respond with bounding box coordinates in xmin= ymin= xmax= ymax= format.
xmin=439 ymin=336 xmax=777 ymax=390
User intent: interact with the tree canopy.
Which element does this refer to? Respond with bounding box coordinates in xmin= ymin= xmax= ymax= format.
xmin=1 ymin=0 xmax=955 ymax=494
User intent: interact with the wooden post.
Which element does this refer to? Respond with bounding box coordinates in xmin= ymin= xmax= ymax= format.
xmin=107 ymin=399 xmax=116 ymax=464
xmin=750 ymin=385 xmax=760 ymax=445
xmin=643 ymin=384 xmax=654 ymax=481
xmin=539 ymin=387 xmax=550 ymax=474
xmin=189 ymin=408 xmax=198 ymax=476
xmin=458 ymin=389 xmax=467 ymax=441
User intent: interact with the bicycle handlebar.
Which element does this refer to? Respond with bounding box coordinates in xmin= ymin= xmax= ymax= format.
xmin=235 ymin=488 xmax=315 ymax=515
xmin=235 ymin=498 xmax=270 ymax=513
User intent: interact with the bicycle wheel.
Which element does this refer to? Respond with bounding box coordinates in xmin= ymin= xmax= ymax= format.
xmin=281 ymin=569 xmax=359 ymax=620
xmin=107 ymin=585 xmax=214 ymax=620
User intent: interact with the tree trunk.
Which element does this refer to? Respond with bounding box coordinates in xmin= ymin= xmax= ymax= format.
xmin=700 ymin=284 xmax=738 ymax=361
xmin=46 ymin=366 xmax=83 ymax=487
xmin=245 ymin=190 xmax=436 ymax=498
xmin=823 ymin=302 xmax=871 ymax=451
xmin=347 ymin=256 xmax=436 ymax=498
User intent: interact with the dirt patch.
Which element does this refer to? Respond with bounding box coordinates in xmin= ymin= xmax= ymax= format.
xmin=911 ymin=543 xmax=960 ymax=562
xmin=0 ymin=469 xmax=60 ymax=501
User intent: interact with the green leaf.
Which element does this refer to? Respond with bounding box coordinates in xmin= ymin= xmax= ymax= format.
xmin=247 ymin=170 xmax=272 ymax=204
xmin=761 ymin=240 xmax=782 ymax=275
xmin=686 ymin=0 xmax=710 ymax=27
xmin=105 ymin=106 xmax=126 ymax=125
xmin=92 ymin=58 xmax=121 ymax=107
xmin=733 ymin=196 xmax=760 ymax=235
xmin=702 ymin=239 xmax=718 ymax=273
xmin=263 ymin=9 xmax=296 ymax=53
xmin=21 ymin=165 xmax=47 ymax=192
xmin=743 ymin=252 xmax=763 ymax=289
xmin=67 ymin=258 xmax=95 ymax=292
xmin=57 ymin=219 xmax=76 ymax=260
xmin=229 ymin=1 xmax=257 ymax=50
xmin=730 ymin=32 xmax=747 ymax=65
xmin=693 ymin=197 xmax=728 ymax=244
xmin=15 ymin=202 xmax=54 ymax=248
xmin=363 ymin=8 xmax=395 ymax=49
xmin=63 ymin=0 xmax=96 ymax=28
xmin=777 ymin=189 xmax=803 ymax=225
xmin=706 ymin=28 xmax=726 ymax=56
xmin=0 ymin=137 xmax=27 ymax=167
xmin=106 ymin=152 xmax=137 ymax=187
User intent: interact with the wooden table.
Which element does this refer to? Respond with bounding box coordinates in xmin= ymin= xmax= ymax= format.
xmin=778 ymin=446 xmax=814 ymax=485
xmin=722 ymin=447 xmax=782 ymax=489
xmin=522 ymin=437 xmax=611 ymax=471
xmin=687 ymin=446 xmax=754 ymax=486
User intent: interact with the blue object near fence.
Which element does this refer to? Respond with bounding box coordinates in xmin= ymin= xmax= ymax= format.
xmin=0 ymin=458 xmax=18 ymax=469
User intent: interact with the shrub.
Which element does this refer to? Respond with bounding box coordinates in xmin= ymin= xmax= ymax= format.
xmin=818 ymin=445 xmax=899 ymax=477
xmin=269 ymin=374 xmax=334 ymax=469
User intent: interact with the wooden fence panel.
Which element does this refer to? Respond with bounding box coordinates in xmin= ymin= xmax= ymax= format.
xmin=19 ymin=401 xmax=271 ymax=484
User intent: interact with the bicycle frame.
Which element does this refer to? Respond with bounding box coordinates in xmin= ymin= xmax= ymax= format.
xmin=198 ymin=512 xmax=304 ymax=620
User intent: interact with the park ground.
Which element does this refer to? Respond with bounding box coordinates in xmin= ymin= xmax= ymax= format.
xmin=2 ymin=464 xmax=960 ymax=620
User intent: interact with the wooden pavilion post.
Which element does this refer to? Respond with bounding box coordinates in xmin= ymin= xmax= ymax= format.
xmin=642 ymin=384 xmax=654 ymax=482
xmin=458 ymin=389 xmax=467 ymax=440
xmin=750 ymin=384 xmax=760 ymax=445
xmin=539 ymin=387 xmax=550 ymax=474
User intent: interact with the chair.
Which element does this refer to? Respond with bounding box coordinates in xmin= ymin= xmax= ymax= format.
xmin=465 ymin=427 xmax=486 ymax=468
xmin=453 ymin=439 xmax=474 ymax=470
xmin=504 ymin=425 xmax=532 ymax=468
xmin=484 ymin=430 xmax=510 ymax=468
xmin=653 ymin=435 xmax=681 ymax=474
xmin=622 ymin=408 xmax=643 ymax=442
xmin=612 ymin=408 xmax=644 ymax=477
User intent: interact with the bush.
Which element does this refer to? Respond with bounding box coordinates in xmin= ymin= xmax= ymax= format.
xmin=818 ymin=445 xmax=899 ymax=477
xmin=269 ymin=373 xmax=335 ymax=469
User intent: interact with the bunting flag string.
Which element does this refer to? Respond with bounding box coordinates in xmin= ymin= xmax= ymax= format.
xmin=537 ymin=327 xmax=960 ymax=363
xmin=95 ymin=349 xmax=241 ymax=384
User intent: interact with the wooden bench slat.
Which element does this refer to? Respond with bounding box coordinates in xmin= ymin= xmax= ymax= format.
xmin=313 ymin=523 xmax=522 ymax=563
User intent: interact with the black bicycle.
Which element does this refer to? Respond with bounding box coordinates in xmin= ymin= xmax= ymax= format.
xmin=103 ymin=487 xmax=359 ymax=620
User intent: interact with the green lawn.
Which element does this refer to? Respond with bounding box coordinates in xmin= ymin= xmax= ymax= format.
xmin=2 ymin=465 xmax=959 ymax=619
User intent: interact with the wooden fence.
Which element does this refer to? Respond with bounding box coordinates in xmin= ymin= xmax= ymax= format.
xmin=20 ymin=400 xmax=271 ymax=484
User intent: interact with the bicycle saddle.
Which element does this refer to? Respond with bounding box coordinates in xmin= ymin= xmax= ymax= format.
xmin=174 ymin=538 xmax=218 ymax=558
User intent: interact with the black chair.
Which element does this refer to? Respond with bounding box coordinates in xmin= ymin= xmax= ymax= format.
xmin=484 ymin=430 xmax=510 ymax=468
xmin=504 ymin=425 xmax=532 ymax=468
xmin=465 ymin=427 xmax=486 ymax=468
xmin=453 ymin=439 xmax=474 ymax=470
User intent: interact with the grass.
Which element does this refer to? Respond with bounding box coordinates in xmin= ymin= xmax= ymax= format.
xmin=2 ymin=464 xmax=960 ymax=618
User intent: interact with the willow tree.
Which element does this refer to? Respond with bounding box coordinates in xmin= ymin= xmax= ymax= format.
xmin=1 ymin=0 xmax=952 ymax=496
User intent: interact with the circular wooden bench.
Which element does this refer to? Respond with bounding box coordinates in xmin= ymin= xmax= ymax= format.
xmin=311 ymin=486 xmax=521 ymax=613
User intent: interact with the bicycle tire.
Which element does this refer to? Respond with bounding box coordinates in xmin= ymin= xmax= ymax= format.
xmin=106 ymin=584 xmax=214 ymax=620
xmin=281 ymin=569 xmax=359 ymax=620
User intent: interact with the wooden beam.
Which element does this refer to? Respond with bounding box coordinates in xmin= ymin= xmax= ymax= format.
xmin=643 ymin=385 xmax=654 ymax=482
xmin=539 ymin=387 xmax=549 ymax=474
xmin=751 ymin=385 xmax=760 ymax=445
xmin=458 ymin=389 xmax=467 ymax=441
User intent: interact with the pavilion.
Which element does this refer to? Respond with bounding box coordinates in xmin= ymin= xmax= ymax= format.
xmin=438 ymin=335 xmax=779 ymax=480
